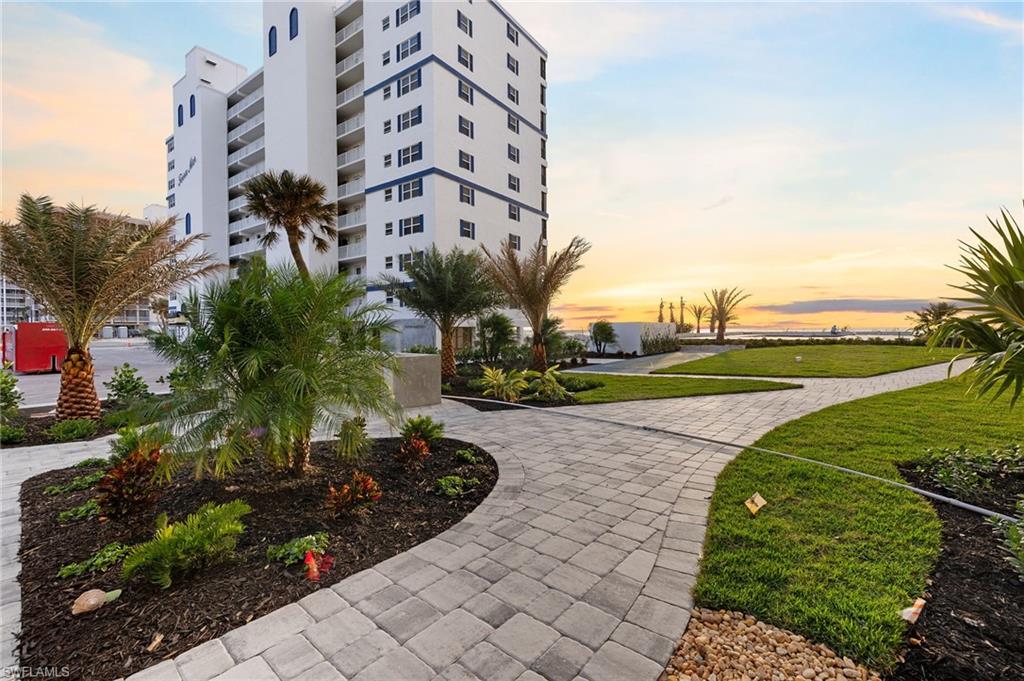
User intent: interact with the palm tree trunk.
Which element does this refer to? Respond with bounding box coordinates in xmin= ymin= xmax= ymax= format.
xmin=291 ymin=436 xmax=312 ymax=474
xmin=56 ymin=347 xmax=101 ymax=420
xmin=531 ymin=332 xmax=547 ymax=372
xmin=287 ymin=230 xmax=310 ymax=279
xmin=716 ymin=320 xmax=727 ymax=343
xmin=440 ymin=331 xmax=457 ymax=380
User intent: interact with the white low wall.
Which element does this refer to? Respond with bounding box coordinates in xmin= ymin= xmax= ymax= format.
xmin=593 ymin=322 xmax=676 ymax=355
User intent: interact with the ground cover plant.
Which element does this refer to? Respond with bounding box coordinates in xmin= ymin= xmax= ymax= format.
xmin=694 ymin=379 xmax=1024 ymax=674
xmin=657 ymin=344 xmax=960 ymax=378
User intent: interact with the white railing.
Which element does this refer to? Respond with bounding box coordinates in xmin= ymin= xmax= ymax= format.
xmin=227 ymin=162 xmax=265 ymax=189
xmin=228 ymin=214 xmax=265 ymax=234
xmin=336 ymin=81 xmax=363 ymax=107
xmin=337 ymin=177 xmax=364 ymax=198
xmin=337 ymin=145 xmax=365 ymax=168
xmin=338 ymin=242 xmax=366 ymax=259
xmin=337 ymin=112 xmax=365 ymax=137
xmin=335 ymin=50 xmax=364 ymax=76
xmin=337 ymin=207 xmax=366 ymax=228
xmin=228 ymin=241 xmax=263 ymax=257
xmin=227 ymin=112 xmax=264 ymax=143
xmin=228 ymin=196 xmax=248 ymax=212
xmin=227 ymin=87 xmax=264 ymax=119
xmin=335 ymin=16 xmax=363 ymax=44
xmin=227 ymin=138 xmax=265 ymax=165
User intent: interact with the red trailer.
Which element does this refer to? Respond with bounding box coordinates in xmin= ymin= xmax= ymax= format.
xmin=2 ymin=322 xmax=67 ymax=373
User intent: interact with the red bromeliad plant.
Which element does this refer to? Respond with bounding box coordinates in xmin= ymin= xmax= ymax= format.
xmin=303 ymin=550 xmax=335 ymax=581
xmin=324 ymin=471 xmax=382 ymax=516
xmin=96 ymin=449 xmax=163 ymax=519
xmin=396 ymin=436 xmax=430 ymax=469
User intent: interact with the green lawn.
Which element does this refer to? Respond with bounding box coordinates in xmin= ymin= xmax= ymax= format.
xmin=656 ymin=344 xmax=962 ymax=378
xmin=570 ymin=373 xmax=799 ymax=404
xmin=694 ymin=380 xmax=1024 ymax=670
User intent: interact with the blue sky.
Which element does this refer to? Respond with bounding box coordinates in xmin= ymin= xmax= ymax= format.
xmin=4 ymin=1 xmax=1022 ymax=327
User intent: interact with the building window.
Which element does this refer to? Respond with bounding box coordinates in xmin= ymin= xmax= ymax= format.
xmin=458 ymin=80 xmax=474 ymax=104
xmin=382 ymin=16 xmax=390 ymax=31
xmin=460 ymin=185 xmax=475 ymax=205
xmin=541 ymin=138 xmax=546 ymax=159
xmin=459 ymin=150 xmax=474 ymax=172
xmin=541 ymin=111 xmax=546 ymax=132
xmin=508 ymin=144 xmax=520 ymax=163
xmin=168 ymin=179 xmax=175 ymax=190
xmin=399 ymin=178 xmax=423 ymax=201
xmin=384 ymin=120 xmax=392 ymax=134
xmin=541 ymin=57 xmax=547 ymax=79
xmin=508 ymin=204 xmax=521 ymax=221
xmin=399 ymin=251 xmax=423 ymax=271
xmin=168 ymin=160 xmax=175 ymax=171
xmin=385 ymin=255 xmax=394 ymax=269
xmin=384 ymin=153 xmax=392 ymax=168
xmin=507 ymin=114 xmax=519 ymax=133
xmin=460 ymin=220 xmax=476 ymax=239
xmin=289 ymin=8 xmax=298 ymax=39
xmin=398 ymin=105 xmax=422 ymax=131
xmin=385 ymin=221 xmax=394 ymax=236
xmin=167 ymin=194 xmax=175 ymax=208
xmin=385 ymin=188 xmax=394 ymax=202
xmin=185 ymin=213 xmax=192 ymax=235
xmin=396 ymin=0 xmax=420 ymax=27
xmin=542 ymin=191 xmax=547 ymax=212
xmin=189 ymin=95 xmax=196 ymax=118
xmin=458 ymin=116 xmax=474 ymax=138
xmin=541 ymin=83 xmax=547 ymax=105
xmin=507 ymin=23 xmax=519 ymax=45
xmin=269 ymin=26 xmax=277 ymax=56
xmin=177 ymin=105 xmax=183 ymax=127
xmin=399 ymin=214 xmax=424 ymax=235
xmin=383 ymin=85 xmax=392 ymax=100
xmin=541 ymin=164 xmax=547 ymax=186
xmin=507 ymin=53 xmax=519 ymax=75
xmin=507 ymin=84 xmax=519 ymax=105
xmin=458 ymin=46 xmax=473 ymax=71
xmin=509 ymin=233 xmax=521 ymax=250
xmin=398 ymin=69 xmax=421 ymax=96
xmin=382 ymin=51 xmax=391 ymax=66
xmin=396 ymin=33 xmax=421 ymax=62
xmin=508 ymin=174 xmax=520 ymax=192
xmin=398 ymin=142 xmax=422 ymax=166
xmin=457 ymin=11 xmax=472 ymax=36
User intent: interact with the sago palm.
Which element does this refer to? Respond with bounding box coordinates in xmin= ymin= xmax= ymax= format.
xmin=243 ymin=170 xmax=337 ymax=278
xmin=705 ymin=287 xmax=751 ymax=343
xmin=379 ymin=246 xmax=499 ymax=379
xmin=149 ymin=260 xmax=398 ymax=477
xmin=932 ymin=206 xmax=1024 ymax=404
xmin=0 ymin=195 xmax=216 ymax=420
xmin=482 ymin=236 xmax=591 ymax=371
xmin=688 ymin=304 xmax=708 ymax=334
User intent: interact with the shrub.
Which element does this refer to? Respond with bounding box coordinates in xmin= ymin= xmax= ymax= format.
xmin=0 ymin=424 xmax=26 ymax=445
xmin=75 ymin=457 xmax=111 ymax=468
xmin=101 ymin=409 xmax=137 ymax=430
xmin=479 ymin=366 xmax=530 ymax=403
xmin=267 ymin=532 xmax=330 ymax=566
xmin=991 ymin=498 xmax=1023 ymax=580
xmin=406 ymin=344 xmax=439 ymax=354
xmin=590 ymin=320 xmax=617 ymax=354
xmin=640 ymin=332 xmax=679 ymax=355
xmin=557 ymin=374 xmax=604 ymax=393
xmin=122 ymin=500 xmax=251 ymax=588
xmin=102 ymin=363 xmax=151 ymax=406
xmin=325 ymin=472 xmax=382 ymax=515
xmin=336 ymin=416 xmax=370 ymax=463
xmin=47 ymin=418 xmax=98 ymax=442
xmin=455 ymin=448 xmax=480 ymax=465
xmin=44 ymin=470 xmax=104 ymax=496
xmin=916 ymin=444 xmax=1024 ymax=498
xmin=396 ymin=437 xmax=430 ymax=468
xmin=400 ymin=415 xmax=445 ymax=447
xmin=1 ymin=361 xmax=22 ymax=417
xmin=108 ymin=424 xmax=172 ymax=466
xmin=58 ymin=498 xmax=99 ymax=523
xmin=435 ymin=475 xmax=479 ymax=498
xmin=58 ymin=542 xmax=132 ymax=579
xmin=527 ymin=367 xmax=570 ymax=403
xmin=95 ymin=449 xmax=163 ymax=519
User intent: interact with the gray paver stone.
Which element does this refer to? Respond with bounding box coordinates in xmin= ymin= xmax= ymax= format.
xmin=488 ymin=613 xmax=561 ymax=665
xmin=221 ymin=604 xmax=315 ymax=661
xmin=262 ymin=635 xmax=323 ymax=679
xmin=407 ymin=609 xmax=492 ymax=670
xmin=457 ymin=641 xmax=525 ymax=681
xmin=533 ymin=636 xmax=592 ymax=681
xmin=175 ymin=640 xmax=234 ymax=681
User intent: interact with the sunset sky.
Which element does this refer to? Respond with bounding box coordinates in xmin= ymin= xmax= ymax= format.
xmin=2 ymin=1 xmax=1021 ymax=330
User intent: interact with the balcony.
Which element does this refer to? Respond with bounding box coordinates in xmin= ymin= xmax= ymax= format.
xmin=227 ymin=87 xmax=264 ymax=119
xmin=228 ymin=162 xmax=265 ymax=190
xmin=337 ymin=145 xmax=365 ymax=169
xmin=338 ymin=241 xmax=366 ymax=260
xmin=337 ymin=112 xmax=365 ymax=139
xmin=337 ymin=177 xmax=364 ymax=199
xmin=227 ymin=138 xmax=265 ymax=166
xmin=336 ymin=50 xmax=364 ymax=78
xmin=336 ymin=81 xmax=363 ymax=109
xmin=335 ymin=16 xmax=363 ymax=45
xmin=337 ymin=207 xmax=366 ymax=229
xmin=228 ymin=195 xmax=248 ymax=213
xmin=227 ymin=112 xmax=264 ymax=144
xmin=229 ymin=240 xmax=263 ymax=258
xmin=228 ymin=214 xmax=266 ymax=234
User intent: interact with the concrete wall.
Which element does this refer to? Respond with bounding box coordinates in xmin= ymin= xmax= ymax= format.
xmin=387 ymin=352 xmax=441 ymax=408
xmin=596 ymin=322 xmax=676 ymax=355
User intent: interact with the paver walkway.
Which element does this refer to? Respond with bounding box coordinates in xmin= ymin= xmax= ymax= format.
xmin=1 ymin=362 xmax=964 ymax=681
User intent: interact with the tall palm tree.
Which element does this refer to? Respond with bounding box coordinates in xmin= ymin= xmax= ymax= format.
xmin=379 ymin=246 xmax=500 ymax=379
xmin=932 ymin=206 xmax=1024 ymax=404
xmin=482 ymin=236 xmax=592 ymax=371
xmin=150 ymin=296 xmax=170 ymax=333
xmin=243 ymin=170 xmax=337 ymax=279
xmin=0 ymin=195 xmax=216 ymax=420
xmin=705 ymin=287 xmax=751 ymax=343
xmin=688 ymin=303 xmax=707 ymax=334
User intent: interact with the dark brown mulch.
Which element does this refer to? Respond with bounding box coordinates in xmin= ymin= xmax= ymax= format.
xmin=4 ymin=401 xmax=124 ymax=450
xmin=442 ymin=384 xmax=576 ymax=412
xmin=17 ymin=437 xmax=496 ymax=681
xmin=887 ymin=467 xmax=1023 ymax=681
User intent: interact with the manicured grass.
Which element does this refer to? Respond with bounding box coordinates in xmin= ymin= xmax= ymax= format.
xmin=656 ymin=344 xmax=962 ymax=378
xmin=570 ymin=374 xmax=799 ymax=404
xmin=694 ymin=380 xmax=1024 ymax=670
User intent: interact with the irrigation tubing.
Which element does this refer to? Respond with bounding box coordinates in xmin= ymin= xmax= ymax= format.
xmin=449 ymin=396 xmax=1020 ymax=524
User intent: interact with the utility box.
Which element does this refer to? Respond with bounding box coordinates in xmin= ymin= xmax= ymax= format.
xmin=4 ymin=322 xmax=67 ymax=373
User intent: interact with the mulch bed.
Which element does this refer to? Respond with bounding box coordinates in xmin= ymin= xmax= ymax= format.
xmin=17 ymin=437 xmax=497 ymax=680
xmin=4 ymin=400 xmax=126 ymax=450
xmin=887 ymin=467 xmax=1023 ymax=680
xmin=442 ymin=383 xmax=576 ymax=412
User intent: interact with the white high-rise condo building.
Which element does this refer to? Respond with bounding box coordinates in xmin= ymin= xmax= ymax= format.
xmin=165 ymin=0 xmax=548 ymax=348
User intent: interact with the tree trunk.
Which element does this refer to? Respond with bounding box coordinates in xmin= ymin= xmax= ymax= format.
xmin=56 ymin=347 xmax=101 ymax=421
xmin=287 ymin=229 xmax=310 ymax=279
xmin=440 ymin=331 xmax=457 ymax=380
xmin=531 ymin=332 xmax=547 ymax=372
xmin=716 ymin=320 xmax=727 ymax=344
xmin=291 ymin=436 xmax=312 ymax=474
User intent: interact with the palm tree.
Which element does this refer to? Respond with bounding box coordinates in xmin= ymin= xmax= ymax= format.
xmin=477 ymin=312 xmax=516 ymax=364
xmin=380 ymin=246 xmax=499 ymax=379
xmin=482 ymin=236 xmax=592 ymax=371
xmin=243 ymin=170 xmax=337 ymax=279
xmin=932 ymin=207 xmax=1024 ymax=404
xmin=705 ymin=287 xmax=751 ymax=343
xmin=150 ymin=296 xmax=170 ymax=333
xmin=688 ymin=303 xmax=707 ymax=334
xmin=658 ymin=299 xmax=665 ymax=323
xmin=909 ymin=301 xmax=959 ymax=339
xmin=150 ymin=260 xmax=398 ymax=476
xmin=0 ymin=195 xmax=216 ymax=420
xmin=679 ymin=296 xmax=686 ymax=331
xmin=542 ymin=316 xmax=567 ymax=360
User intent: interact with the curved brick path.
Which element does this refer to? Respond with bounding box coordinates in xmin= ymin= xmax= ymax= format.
xmin=0 ymin=362 xmax=963 ymax=681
